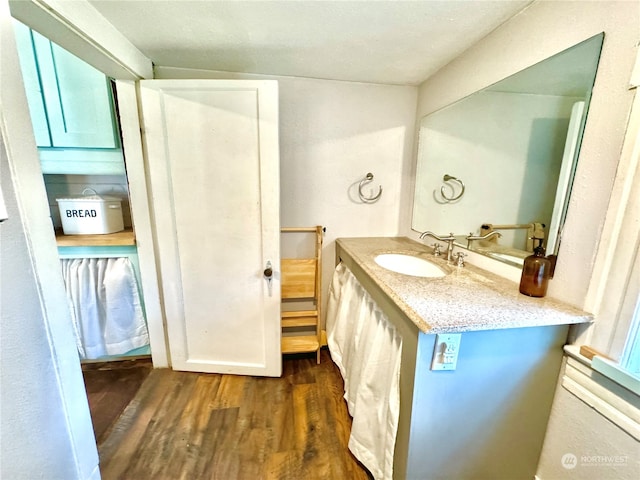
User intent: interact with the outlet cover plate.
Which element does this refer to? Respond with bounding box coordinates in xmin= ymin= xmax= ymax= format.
xmin=431 ymin=333 xmax=462 ymax=371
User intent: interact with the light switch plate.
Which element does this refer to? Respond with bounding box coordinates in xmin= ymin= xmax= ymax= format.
xmin=431 ymin=333 xmax=462 ymax=371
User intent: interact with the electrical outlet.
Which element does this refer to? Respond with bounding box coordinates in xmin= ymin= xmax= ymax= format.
xmin=431 ymin=333 xmax=462 ymax=371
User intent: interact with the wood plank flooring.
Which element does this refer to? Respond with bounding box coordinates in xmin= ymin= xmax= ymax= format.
xmin=95 ymin=350 xmax=371 ymax=480
xmin=82 ymin=357 xmax=153 ymax=444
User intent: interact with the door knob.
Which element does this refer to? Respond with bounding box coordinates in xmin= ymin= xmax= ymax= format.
xmin=263 ymin=261 xmax=273 ymax=297
xmin=264 ymin=265 xmax=273 ymax=277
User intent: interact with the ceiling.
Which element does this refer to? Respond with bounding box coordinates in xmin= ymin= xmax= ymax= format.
xmin=87 ymin=0 xmax=533 ymax=85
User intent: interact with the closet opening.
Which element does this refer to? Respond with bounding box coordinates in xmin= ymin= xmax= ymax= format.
xmin=11 ymin=17 xmax=152 ymax=440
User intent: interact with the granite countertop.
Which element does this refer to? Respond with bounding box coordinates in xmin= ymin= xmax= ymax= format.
xmin=336 ymin=237 xmax=594 ymax=334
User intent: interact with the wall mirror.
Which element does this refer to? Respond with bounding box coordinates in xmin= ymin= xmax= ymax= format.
xmin=411 ymin=33 xmax=604 ymax=267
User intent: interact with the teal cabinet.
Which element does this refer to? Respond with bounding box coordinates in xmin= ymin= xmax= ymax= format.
xmin=13 ymin=21 xmax=124 ymax=174
xmin=31 ymin=29 xmax=119 ymax=149
xmin=13 ymin=20 xmax=51 ymax=146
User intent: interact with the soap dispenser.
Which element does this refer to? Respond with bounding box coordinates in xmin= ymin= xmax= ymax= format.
xmin=519 ymin=238 xmax=552 ymax=297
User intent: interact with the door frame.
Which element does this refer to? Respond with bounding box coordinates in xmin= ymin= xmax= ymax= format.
xmin=1 ymin=3 xmax=107 ymax=478
xmin=3 ymin=3 xmax=155 ymax=478
xmin=9 ymin=3 xmax=173 ymax=365
xmin=115 ymin=80 xmax=170 ymax=367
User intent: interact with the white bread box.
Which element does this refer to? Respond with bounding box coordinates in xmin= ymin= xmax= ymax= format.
xmin=57 ymin=192 xmax=124 ymax=235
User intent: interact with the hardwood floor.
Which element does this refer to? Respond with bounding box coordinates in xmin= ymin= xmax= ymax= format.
xmin=82 ymin=357 xmax=153 ymax=444
xmin=93 ymin=350 xmax=371 ymax=480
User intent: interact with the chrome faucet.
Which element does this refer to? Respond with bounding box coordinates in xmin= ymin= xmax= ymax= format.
xmin=419 ymin=231 xmax=457 ymax=262
xmin=466 ymin=231 xmax=501 ymax=248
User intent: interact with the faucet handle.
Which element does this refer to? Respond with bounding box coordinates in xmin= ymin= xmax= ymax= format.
xmin=432 ymin=243 xmax=442 ymax=256
xmin=454 ymin=251 xmax=466 ymax=267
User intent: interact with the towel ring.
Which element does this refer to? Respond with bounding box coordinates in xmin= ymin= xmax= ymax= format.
xmin=358 ymin=172 xmax=383 ymax=203
xmin=440 ymin=174 xmax=465 ymax=202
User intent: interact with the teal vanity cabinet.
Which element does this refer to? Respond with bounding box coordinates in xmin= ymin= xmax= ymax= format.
xmin=13 ymin=20 xmax=124 ymax=175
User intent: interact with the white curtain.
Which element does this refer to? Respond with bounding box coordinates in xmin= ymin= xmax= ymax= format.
xmin=60 ymin=258 xmax=149 ymax=359
xmin=326 ymin=262 xmax=402 ymax=480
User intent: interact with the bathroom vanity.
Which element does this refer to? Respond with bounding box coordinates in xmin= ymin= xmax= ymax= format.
xmin=334 ymin=237 xmax=592 ymax=480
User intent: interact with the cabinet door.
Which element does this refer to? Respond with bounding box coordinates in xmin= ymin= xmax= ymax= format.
xmin=32 ymin=30 xmax=118 ymax=149
xmin=12 ymin=21 xmax=51 ymax=147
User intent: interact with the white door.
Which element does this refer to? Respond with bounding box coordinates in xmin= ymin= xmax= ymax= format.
xmin=138 ymin=80 xmax=281 ymax=376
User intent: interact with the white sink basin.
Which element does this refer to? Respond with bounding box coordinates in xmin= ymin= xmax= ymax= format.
xmin=374 ymin=253 xmax=446 ymax=278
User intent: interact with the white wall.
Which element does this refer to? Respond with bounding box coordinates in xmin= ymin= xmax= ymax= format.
xmin=404 ymin=2 xmax=639 ymax=478
xmin=155 ymin=66 xmax=418 ymax=322
xmin=0 ymin=137 xmax=87 ymax=480
xmin=536 ymin=360 xmax=639 ymax=480
xmin=404 ymin=0 xmax=639 ymax=309
xmin=0 ymin=2 xmax=99 ymax=478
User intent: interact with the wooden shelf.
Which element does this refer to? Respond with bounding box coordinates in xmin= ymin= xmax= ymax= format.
xmin=282 ymin=336 xmax=321 ymax=355
xmin=281 ymin=310 xmax=319 ymax=328
xmin=55 ymin=228 xmax=135 ymax=247
xmin=280 ymin=226 xmax=323 ymax=363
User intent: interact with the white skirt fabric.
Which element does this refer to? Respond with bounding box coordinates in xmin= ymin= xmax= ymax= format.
xmin=60 ymin=257 xmax=149 ymax=359
xmin=326 ymin=262 xmax=402 ymax=480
